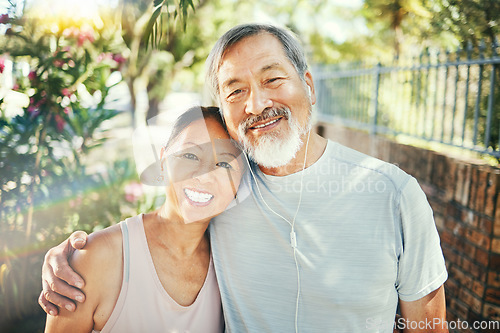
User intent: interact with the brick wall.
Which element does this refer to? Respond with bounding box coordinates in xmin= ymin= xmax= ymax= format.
xmin=316 ymin=122 xmax=500 ymax=332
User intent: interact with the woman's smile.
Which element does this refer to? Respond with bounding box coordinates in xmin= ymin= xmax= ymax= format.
xmin=183 ymin=187 xmax=215 ymax=206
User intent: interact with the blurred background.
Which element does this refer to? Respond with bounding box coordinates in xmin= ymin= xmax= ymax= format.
xmin=0 ymin=0 xmax=498 ymax=332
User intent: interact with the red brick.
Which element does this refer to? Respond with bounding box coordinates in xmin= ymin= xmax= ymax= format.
xmin=495 ymin=195 xmax=500 ymax=236
xmin=461 ymin=209 xmax=476 ymax=227
xmin=445 ymin=160 xmax=457 ymax=200
xmin=488 ymin=271 xmax=500 ymax=288
xmin=470 ymin=167 xmax=479 ymax=211
xmin=467 ymin=260 xmax=486 ymax=282
xmin=484 ymin=171 xmax=499 ymax=217
xmin=470 ymin=294 xmax=483 ymax=314
xmin=465 ymin=229 xmax=491 ymax=251
xmin=453 ymin=237 xmax=475 ymax=258
xmin=483 ymin=302 xmax=500 ymax=321
xmin=492 ymin=237 xmax=500 ymax=254
xmin=475 ymin=248 xmax=490 ymax=267
xmin=472 ymin=280 xmax=485 ymax=298
xmin=444 ymin=217 xmax=457 ymax=232
xmin=485 ymin=288 xmax=500 ymax=306
xmin=461 ymin=165 xmax=472 ymax=206
xmin=440 ymin=229 xmax=454 ymax=248
xmin=447 ymin=204 xmax=462 ymax=221
xmin=435 ymin=214 xmax=445 ymax=230
xmin=443 ymin=246 xmax=458 ymax=265
xmin=451 ymin=266 xmax=473 ymax=289
xmin=479 ymin=217 xmax=494 ymax=234
xmin=446 ymin=278 xmax=460 ymax=297
xmin=447 ymin=306 xmax=458 ymax=322
xmin=454 ymin=299 xmax=469 ymax=320
xmin=491 ymin=253 xmax=500 ymax=271
xmin=475 ymin=168 xmax=489 ymax=212
xmin=455 ymin=163 xmax=466 ymax=203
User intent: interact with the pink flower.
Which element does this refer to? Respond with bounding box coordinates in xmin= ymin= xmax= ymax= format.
xmin=0 ymin=57 xmax=4 ymax=74
xmin=12 ymin=83 xmax=19 ymax=90
xmin=112 ymin=54 xmax=126 ymax=64
xmin=124 ymin=182 xmax=144 ymax=203
xmin=27 ymin=105 xmax=39 ymax=118
xmin=0 ymin=14 xmax=9 ymax=24
xmin=53 ymin=59 xmax=64 ymax=67
xmin=54 ymin=114 xmax=65 ymax=132
xmin=97 ymin=52 xmax=112 ymax=63
xmin=78 ymin=30 xmax=95 ymax=47
xmin=63 ymin=27 xmax=79 ymax=39
xmin=28 ymin=70 xmax=37 ymax=81
xmin=61 ymin=88 xmax=71 ymax=96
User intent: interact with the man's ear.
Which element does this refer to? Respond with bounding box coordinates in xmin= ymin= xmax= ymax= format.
xmin=304 ymin=71 xmax=316 ymax=105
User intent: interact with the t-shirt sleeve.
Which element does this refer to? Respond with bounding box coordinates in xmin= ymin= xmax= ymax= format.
xmin=395 ymin=176 xmax=448 ymax=302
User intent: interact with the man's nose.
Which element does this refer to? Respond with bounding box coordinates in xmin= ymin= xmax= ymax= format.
xmin=245 ymin=87 xmax=272 ymax=115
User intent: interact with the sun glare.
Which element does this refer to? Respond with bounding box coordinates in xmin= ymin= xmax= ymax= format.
xmin=24 ymin=0 xmax=112 ymax=31
xmin=29 ymin=0 xmax=100 ymax=19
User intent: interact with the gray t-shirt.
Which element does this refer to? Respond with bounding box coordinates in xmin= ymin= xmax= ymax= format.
xmin=210 ymin=140 xmax=447 ymax=332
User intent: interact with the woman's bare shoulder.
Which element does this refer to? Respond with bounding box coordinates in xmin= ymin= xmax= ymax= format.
xmin=70 ymin=224 xmax=123 ymax=272
xmin=69 ymin=223 xmax=124 ymax=305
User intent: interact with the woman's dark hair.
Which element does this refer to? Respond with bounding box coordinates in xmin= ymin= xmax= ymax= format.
xmin=164 ymin=106 xmax=227 ymax=151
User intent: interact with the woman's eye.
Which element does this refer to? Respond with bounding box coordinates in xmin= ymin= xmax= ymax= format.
xmin=217 ymin=162 xmax=233 ymax=169
xmin=182 ymin=153 xmax=199 ymax=160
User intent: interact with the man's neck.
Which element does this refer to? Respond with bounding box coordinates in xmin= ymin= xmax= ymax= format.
xmin=259 ymin=132 xmax=327 ymax=176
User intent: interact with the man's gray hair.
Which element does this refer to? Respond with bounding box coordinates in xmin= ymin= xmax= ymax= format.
xmin=206 ymin=24 xmax=308 ymax=104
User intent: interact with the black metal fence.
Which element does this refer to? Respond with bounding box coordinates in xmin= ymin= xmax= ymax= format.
xmin=313 ymin=40 xmax=500 ymax=159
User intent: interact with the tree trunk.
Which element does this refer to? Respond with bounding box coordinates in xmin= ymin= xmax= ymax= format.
xmin=146 ymin=97 xmax=160 ymax=124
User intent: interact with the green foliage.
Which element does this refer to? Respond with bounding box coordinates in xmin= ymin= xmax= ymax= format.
xmin=426 ymin=0 xmax=500 ymax=47
xmin=144 ymin=0 xmax=196 ymax=48
xmin=0 ymin=9 xmax=144 ymax=324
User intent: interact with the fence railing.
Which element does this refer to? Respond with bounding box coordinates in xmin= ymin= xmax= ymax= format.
xmin=313 ymin=40 xmax=500 ymax=159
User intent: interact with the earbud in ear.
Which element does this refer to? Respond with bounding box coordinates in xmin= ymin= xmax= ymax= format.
xmin=307 ymin=86 xmax=312 ymax=97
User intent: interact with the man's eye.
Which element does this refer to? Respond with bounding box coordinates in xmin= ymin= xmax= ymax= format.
xmin=228 ymin=89 xmax=242 ymax=98
xmin=217 ymin=161 xmax=233 ymax=169
xmin=182 ymin=153 xmax=199 ymax=160
xmin=267 ymin=77 xmax=282 ymax=84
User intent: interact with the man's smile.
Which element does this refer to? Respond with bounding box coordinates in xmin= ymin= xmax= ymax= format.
xmin=247 ymin=116 xmax=284 ymax=133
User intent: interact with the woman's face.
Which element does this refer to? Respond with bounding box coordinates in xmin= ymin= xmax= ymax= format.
xmin=163 ymin=117 xmax=244 ymax=224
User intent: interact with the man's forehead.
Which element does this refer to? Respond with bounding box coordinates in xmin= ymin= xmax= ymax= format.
xmin=218 ymin=35 xmax=291 ymax=85
xmin=219 ymin=61 xmax=288 ymax=88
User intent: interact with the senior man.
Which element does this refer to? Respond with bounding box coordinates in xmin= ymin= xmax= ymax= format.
xmin=40 ymin=24 xmax=448 ymax=332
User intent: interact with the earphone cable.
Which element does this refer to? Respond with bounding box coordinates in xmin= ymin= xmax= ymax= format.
xmin=244 ymin=129 xmax=312 ymax=333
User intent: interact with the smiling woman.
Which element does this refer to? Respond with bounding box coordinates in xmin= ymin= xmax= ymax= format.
xmin=44 ymin=106 xmax=245 ymax=333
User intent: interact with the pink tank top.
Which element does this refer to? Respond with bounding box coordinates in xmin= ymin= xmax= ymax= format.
xmin=93 ymin=215 xmax=224 ymax=333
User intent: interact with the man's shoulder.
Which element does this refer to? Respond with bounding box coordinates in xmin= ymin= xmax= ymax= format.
xmin=325 ymin=140 xmax=410 ymax=188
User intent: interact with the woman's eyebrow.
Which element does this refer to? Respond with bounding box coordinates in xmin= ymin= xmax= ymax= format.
xmin=180 ymin=142 xmax=204 ymax=151
xmin=219 ymin=152 xmax=238 ymax=159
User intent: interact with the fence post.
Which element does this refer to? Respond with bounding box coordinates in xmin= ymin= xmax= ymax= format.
xmin=484 ymin=38 xmax=498 ymax=150
xmin=371 ymin=62 xmax=382 ymax=134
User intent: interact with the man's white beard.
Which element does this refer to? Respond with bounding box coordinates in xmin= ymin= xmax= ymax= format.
xmin=238 ymin=107 xmax=311 ymax=168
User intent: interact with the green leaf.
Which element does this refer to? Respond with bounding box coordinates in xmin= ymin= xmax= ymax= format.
xmin=142 ymin=5 xmax=163 ymax=48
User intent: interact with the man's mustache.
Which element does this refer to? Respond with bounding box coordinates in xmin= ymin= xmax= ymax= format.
xmin=239 ymin=107 xmax=290 ymax=133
